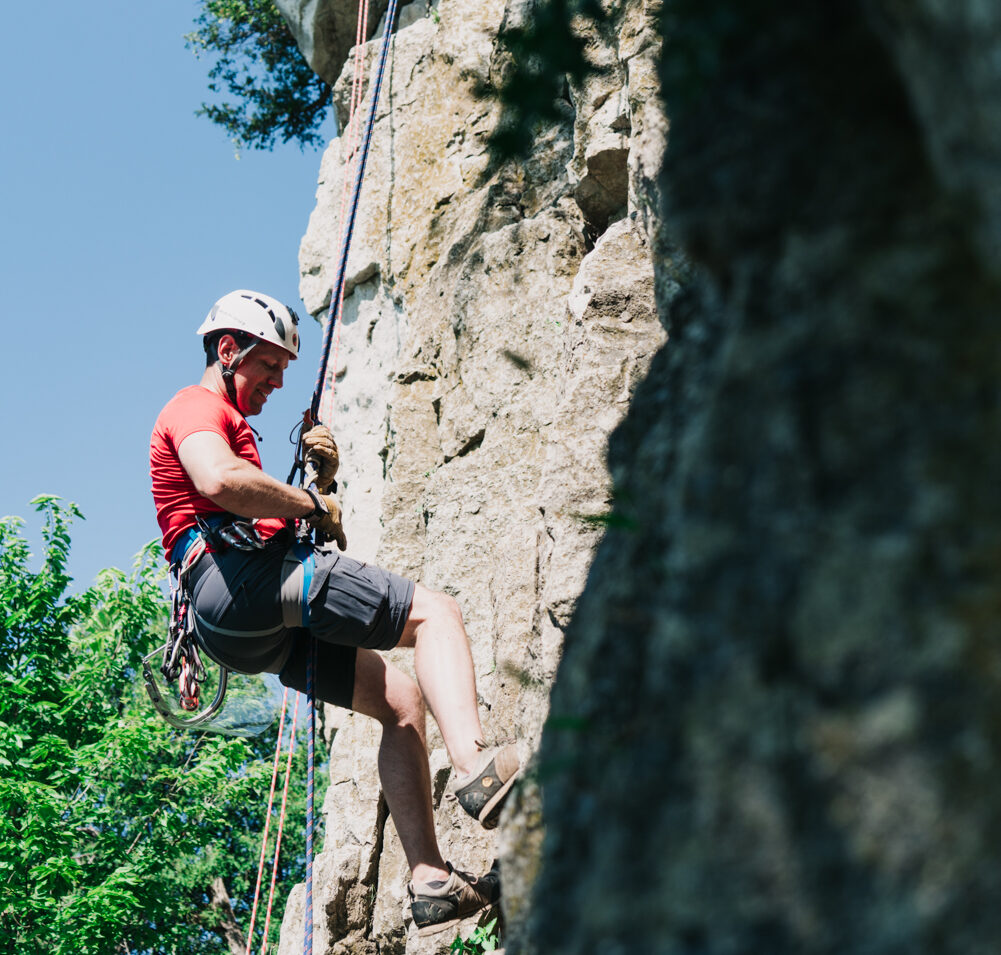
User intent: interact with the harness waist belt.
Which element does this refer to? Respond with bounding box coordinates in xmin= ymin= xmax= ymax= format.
xmin=171 ymin=526 xmax=204 ymax=566
xmin=171 ymin=514 xmax=271 ymax=565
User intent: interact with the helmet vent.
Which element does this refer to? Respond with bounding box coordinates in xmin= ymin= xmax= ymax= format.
xmin=251 ymin=296 xmax=277 ymax=320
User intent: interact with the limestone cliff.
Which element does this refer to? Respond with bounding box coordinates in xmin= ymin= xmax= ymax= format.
xmin=274 ymin=1 xmax=666 ymax=952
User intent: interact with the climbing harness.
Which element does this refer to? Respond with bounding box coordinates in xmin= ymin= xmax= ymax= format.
xmin=142 ymin=516 xmax=285 ymax=735
xmin=196 ymin=513 xmax=266 ymax=552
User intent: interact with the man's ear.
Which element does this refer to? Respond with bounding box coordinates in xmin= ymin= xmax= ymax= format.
xmin=215 ymin=333 xmax=239 ymax=365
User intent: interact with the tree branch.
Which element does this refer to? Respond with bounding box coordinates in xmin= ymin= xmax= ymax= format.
xmin=209 ymin=876 xmax=247 ymax=955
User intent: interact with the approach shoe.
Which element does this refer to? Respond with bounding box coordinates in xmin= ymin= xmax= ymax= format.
xmin=408 ymin=863 xmax=500 ymax=937
xmin=448 ymin=742 xmax=520 ymax=830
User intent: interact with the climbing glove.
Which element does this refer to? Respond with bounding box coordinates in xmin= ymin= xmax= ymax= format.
xmin=302 ymin=425 xmax=339 ymax=492
xmin=306 ymin=490 xmax=348 ymax=551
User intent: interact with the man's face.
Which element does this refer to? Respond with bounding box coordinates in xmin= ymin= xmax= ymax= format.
xmin=225 ymin=338 xmax=291 ymax=416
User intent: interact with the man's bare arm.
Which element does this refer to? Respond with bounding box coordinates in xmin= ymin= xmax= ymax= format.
xmin=177 ymin=431 xmax=314 ymax=519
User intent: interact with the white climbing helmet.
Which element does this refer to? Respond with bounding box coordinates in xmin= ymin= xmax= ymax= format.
xmin=197 ymin=289 xmax=300 ymax=359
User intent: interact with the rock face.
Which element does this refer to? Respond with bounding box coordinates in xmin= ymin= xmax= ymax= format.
xmin=275 ymin=0 xmax=391 ymax=87
xmin=524 ymin=2 xmax=1001 ymax=954
xmin=274 ymin=0 xmax=1001 ymax=951
xmin=275 ymin=1 xmax=666 ymax=952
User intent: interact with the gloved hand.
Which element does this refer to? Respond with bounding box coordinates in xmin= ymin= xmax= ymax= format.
xmin=307 ymin=491 xmax=347 ymax=551
xmin=302 ymin=425 xmax=339 ymax=493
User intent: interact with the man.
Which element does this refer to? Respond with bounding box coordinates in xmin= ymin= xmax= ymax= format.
xmin=149 ymin=290 xmax=520 ymax=937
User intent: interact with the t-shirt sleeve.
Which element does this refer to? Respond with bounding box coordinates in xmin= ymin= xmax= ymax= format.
xmin=163 ymin=388 xmax=238 ymax=450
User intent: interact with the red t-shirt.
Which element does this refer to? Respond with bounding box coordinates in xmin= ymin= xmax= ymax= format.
xmin=150 ymin=385 xmax=286 ymax=559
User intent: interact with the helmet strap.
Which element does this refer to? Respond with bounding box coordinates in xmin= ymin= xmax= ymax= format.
xmin=218 ymin=342 xmax=265 ymax=442
xmin=221 ymin=366 xmax=241 ymax=412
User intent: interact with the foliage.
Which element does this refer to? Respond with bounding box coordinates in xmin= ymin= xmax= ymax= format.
xmin=185 ymin=0 xmax=608 ymax=157
xmin=187 ymin=0 xmax=331 ymax=151
xmin=450 ymin=917 xmax=500 ymax=954
xmin=0 ymin=497 xmax=322 ymax=954
xmin=488 ymin=0 xmax=607 ymax=159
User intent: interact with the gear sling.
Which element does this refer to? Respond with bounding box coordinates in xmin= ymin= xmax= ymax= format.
xmin=141 ymin=514 xmax=314 ymax=732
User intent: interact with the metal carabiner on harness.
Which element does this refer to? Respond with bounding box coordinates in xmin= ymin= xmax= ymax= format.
xmin=220 ymin=520 xmax=265 ymax=550
xmin=196 ymin=514 xmax=265 ymax=552
xmin=143 ymin=648 xmax=229 ymax=730
xmin=143 ymin=532 xmax=231 ymax=730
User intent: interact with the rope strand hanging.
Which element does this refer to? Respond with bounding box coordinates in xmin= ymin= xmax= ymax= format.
xmin=262 ymin=693 xmax=301 ymax=955
xmin=244 ymin=687 xmax=291 ymax=955
xmin=284 ymin=2 xmax=403 ymax=953
xmin=244 ymin=691 xmax=300 ymax=955
xmin=319 ymin=0 xmax=372 ymax=427
xmin=310 ymin=0 xmax=403 ymax=425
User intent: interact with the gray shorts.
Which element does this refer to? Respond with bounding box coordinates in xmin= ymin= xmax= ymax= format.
xmin=187 ymin=530 xmax=415 ymax=709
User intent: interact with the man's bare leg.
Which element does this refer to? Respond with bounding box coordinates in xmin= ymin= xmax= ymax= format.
xmin=351 ymin=648 xmax=449 ymax=885
xmin=395 ymin=584 xmax=485 ymax=777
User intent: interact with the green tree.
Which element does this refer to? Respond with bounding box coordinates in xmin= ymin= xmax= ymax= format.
xmin=0 ymin=497 xmax=321 ymax=954
xmin=187 ymin=0 xmax=331 ymax=151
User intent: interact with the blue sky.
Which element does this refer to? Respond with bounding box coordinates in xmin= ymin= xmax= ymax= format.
xmin=1 ymin=1 xmax=336 ymax=589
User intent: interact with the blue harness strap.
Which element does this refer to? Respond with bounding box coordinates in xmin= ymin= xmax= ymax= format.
xmin=296 ymin=542 xmax=315 ymax=627
xmin=280 ymin=541 xmax=316 ymax=628
xmin=170 ymin=514 xmax=231 ymax=565
xmin=170 ymin=525 xmax=203 ymax=566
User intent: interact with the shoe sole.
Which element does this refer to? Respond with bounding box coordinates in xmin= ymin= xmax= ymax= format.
xmin=416 ymin=915 xmax=463 ymax=938
xmin=414 ymin=899 xmax=497 ymax=938
xmin=478 ymin=772 xmax=518 ymax=829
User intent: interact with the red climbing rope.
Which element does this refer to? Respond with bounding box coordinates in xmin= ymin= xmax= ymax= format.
xmin=244 ymin=689 xmax=297 ymax=955
xmin=260 ymin=692 xmax=301 ymax=954
xmin=311 ymin=0 xmax=400 ymax=426
xmin=319 ymin=0 xmax=372 ymax=426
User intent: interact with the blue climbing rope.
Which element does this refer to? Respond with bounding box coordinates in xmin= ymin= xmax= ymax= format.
xmin=303 ymin=7 xmax=401 ymax=953
xmin=305 ymin=635 xmax=316 ymax=955
xmin=310 ymin=0 xmax=402 ymax=424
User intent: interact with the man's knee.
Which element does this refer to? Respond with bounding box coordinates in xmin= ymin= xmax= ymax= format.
xmin=353 ymin=649 xmax=426 ymax=728
xmin=410 ymin=584 xmax=463 ymax=629
xmin=390 ymin=675 xmax=426 ymax=729
xmin=397 ymin=584 xmax=466 ymax=648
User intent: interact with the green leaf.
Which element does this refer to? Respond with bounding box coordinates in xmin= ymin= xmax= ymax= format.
xmin=188 ymin=0 xmax=332 ymax=151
